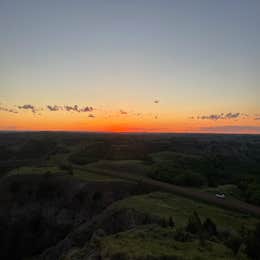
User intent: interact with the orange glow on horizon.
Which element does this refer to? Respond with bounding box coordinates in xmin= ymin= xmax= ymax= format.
xmin=1 ymin=109 xmax=259 ymax=134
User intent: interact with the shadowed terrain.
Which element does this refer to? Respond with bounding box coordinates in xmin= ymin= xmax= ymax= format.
xmin=0 ymin=132 xmax=260 ymax=259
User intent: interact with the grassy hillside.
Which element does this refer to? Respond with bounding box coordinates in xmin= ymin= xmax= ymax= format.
xmin=111 ymin=192 xmax=258 ymax=231
xmin=99 ymin=225 xmax=246 ymax=260
xmin=7 ymin=166 xmax=123 ymax=182
xmin=91 ymin=160 xmax=152 ymax=177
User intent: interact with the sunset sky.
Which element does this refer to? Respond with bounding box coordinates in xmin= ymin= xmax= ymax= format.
xmin=1 ymin=0 xmax=259 ymax=133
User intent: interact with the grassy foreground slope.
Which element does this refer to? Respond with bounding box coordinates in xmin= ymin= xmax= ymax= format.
xmin=110 ymin=192 xmax=258 ymax=230
xmin=63 ymin=191 xmax=258 ymax=260
xmin=100 ymin=192 xmax=258 ymax=259
xmin=99 ymin=226 xmax=242 ymax=260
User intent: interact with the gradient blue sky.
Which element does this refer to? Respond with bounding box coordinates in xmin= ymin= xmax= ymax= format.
xmin=0 ymin=0 xmax=259 ymax=132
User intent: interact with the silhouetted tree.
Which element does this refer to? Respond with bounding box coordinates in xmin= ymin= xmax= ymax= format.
xmin=161 ymin=218 xmax=167 ymax=228
xmin=225 ymin=234 xmax=242 ymax=255
xmin=10 ymin=180 xmax=21 ymax=194
xmin=203 ymin=218 xmax=217 ymax=236
xmin=168 ymin=216 xmax=174 ymax=228
xmin=245 ymin=222 xmax=260 ymax=259
xmin=143 ymin=214 xmax=152 ymax=225
xmin=186 ymin=211 xmax=203 ymax=234
xmin=68 ymin=168 xmax=73 ymax=175
xmin=174 ymin=227 xmax=192 ymax=242
xmin=93 ymin=191 xmax=102 ymax=201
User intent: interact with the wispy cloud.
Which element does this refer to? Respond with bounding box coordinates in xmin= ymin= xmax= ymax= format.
xmin=18 ymin=104 xmax=37 ymax=113
xmin=63 ymin=105 xmax=93 ymax=113
xmin=46 ymin=105 xmax=94 ymax=113
xmin=88 ymin=114 xmax=95 ymax=118
xmin=254 ymin=114 xmax=260 ymax=120
xmin=80 ymin=106 xmax=94 ymax=112
xmin=196 ymin=112 xmax=242 ymax=121
xmin=64 ymin=105 xmax=80 ymax=112
xmin=241 ymin=113 xmax=249 ymax=119
xmin=46 ymin=105 xmax=63 ymax=111
xmin=225 ymin=112 xmax=241 ymax=119
xmin=120 ymin=110 xmax=128 ymax=115
xmin=0 ymin=106 xmax=18 ymax=114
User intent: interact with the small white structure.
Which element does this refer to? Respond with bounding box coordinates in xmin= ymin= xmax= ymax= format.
xmin=216 ymin=193 xmax=225 ymax=199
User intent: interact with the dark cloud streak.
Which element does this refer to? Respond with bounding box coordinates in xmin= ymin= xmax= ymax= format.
xmin=196 ymin=112 xmax=241 ymax=121
xmin=0 ymin=106 xmax=18 ymax=114
xmin=120 ymin=110 xmax=127 ymax=115
xmin=47 ymin=105 xmax=93 ymax=113
xmin=18 ymin=104 xmax=36 ymax=113
xmin=46 ymin=105 xmax=62 ymax=111
xmin=80 ymin=106 xmax=93 ymax=112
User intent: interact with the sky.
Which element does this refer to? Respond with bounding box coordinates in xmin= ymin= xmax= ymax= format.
xmin=0 ymin=0 xmax=260 ymax=133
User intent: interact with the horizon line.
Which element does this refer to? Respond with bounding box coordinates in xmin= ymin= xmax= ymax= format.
xmin=0 ymin=130 xmax=259 ymax=136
